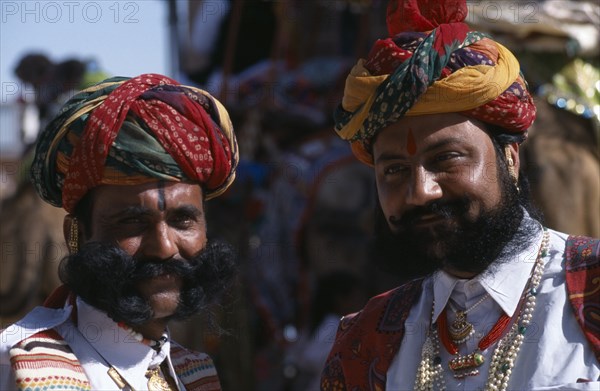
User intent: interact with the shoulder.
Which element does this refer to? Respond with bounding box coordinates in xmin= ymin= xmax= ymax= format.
xmin=321 ymin=280 xmax=425 ymax=390
xmin=2 ymin=325 xmax=89 ymax=391
xmin=347 ymin=278 xmax=424 ymax=317
xmin=563 ymin=233 xmax=600 ymax=270
xmin=540 ymin=229 xmax=597 ymax=274
xmin=555 ymin=231 xmax=600 ymax=363
xmin=170 ymin=341 xmax=222 ymax=391
xmin=334 ymin=278 xmax=425 ymax=342
xmin=1 ymin=306 xmax=72 ymax=360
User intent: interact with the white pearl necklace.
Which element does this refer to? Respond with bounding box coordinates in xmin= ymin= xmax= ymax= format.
xmin=415 ymin=229 xmax=549 ymax=391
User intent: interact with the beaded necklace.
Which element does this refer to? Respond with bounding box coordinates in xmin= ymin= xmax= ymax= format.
xmin=415 ymin=228 xmax=549 ymax=391
xmin=439 ymin=306 xmax=512 ymax=378
xmin=117 ymin=322 xmax=169 ymax=351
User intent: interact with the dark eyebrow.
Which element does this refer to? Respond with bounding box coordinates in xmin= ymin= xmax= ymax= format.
xmin=374 ymin=137 xmax=465 ymax=164
xmin=169 ymin=205 xmax=204 ymax=218
xmin=108 ymin=205 xmax=154 ymax=220
xmin=421 ymin=137 xmax=464 ymax=154
xmin=375 ymin=151 xmax=406 ymax=164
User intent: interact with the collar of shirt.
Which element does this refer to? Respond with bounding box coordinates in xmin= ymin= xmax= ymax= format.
xmin=76 ymin=297 xmax=171 ymax=390
xmin=431 ymin=220 xmax=544 ymax=323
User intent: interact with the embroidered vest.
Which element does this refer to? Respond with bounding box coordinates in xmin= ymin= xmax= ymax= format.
xmin=321 ymin=235 xmax=600 ymax=390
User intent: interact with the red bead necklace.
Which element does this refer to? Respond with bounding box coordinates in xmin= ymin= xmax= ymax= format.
xmin=438 ymin=306 xmax=512 ymax=378
xmin=438 ymin=307 xmax=512 ymax=355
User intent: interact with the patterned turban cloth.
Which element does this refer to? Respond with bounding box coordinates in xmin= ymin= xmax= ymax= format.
xmin=335 ymin=0 xmax=536 ymax=164
xmin=31 ymin=73 xmax=239 ymax=213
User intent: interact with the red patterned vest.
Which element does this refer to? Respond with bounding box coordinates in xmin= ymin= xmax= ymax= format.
xmin=321 ymin=235 xmax=600 ymax=391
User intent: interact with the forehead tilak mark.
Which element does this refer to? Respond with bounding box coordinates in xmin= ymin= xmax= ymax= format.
xmin=157 ymin=181 xmax=166 ymax=211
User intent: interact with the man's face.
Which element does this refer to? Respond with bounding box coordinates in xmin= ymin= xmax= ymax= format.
xmin=86 ymin=181 xmax=206 ymax=319
xmin=372 ymin=113 xmax=520 ymax=276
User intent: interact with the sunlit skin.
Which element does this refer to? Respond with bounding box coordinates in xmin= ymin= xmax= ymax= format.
xmin=64 ymin=181 xmax=206 ymax=339
xmin=372 ymin=113 xmax=519 ymax=278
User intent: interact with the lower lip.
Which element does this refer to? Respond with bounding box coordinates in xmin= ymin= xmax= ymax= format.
xmin=413 ymin=215 xmax=445 ymax=227
xmin=136 ymin=273 xmax=182 ymax=291
xmin=145 ymin=273 xmax=180 ymax=285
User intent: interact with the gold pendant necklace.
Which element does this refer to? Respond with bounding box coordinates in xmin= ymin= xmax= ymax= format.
xmin=146 ymin=366 xmax=176 ymax=391
xmin=448 ymin=310 xmax=473 ymax=344
xmin=448 ymin=293 xmax=490 ymax=344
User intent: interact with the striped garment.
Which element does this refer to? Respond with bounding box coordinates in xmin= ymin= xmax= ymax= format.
xmin=8 ymin=329 xmax=221 ymax=391
xmin=171 ymin=342 xmax=221 ymax=391
xmin=9 ymin=329 xmax=91 ymax=391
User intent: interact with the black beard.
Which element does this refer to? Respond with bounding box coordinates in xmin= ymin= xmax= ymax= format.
xmin=372 ymin=162 xmax=538 ymax=281
xmin=59 ymin=240 xmax=237 ymax=326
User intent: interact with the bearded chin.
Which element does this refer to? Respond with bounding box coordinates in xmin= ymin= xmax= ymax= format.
xmin=372 ymin=166 xmax=537 ymax=281
xmin=58 ymin=240 xmax=236 ymax=326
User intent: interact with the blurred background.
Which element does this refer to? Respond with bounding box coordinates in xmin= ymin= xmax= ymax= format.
xmin=1 ymin=1 xmax=598 ymax=390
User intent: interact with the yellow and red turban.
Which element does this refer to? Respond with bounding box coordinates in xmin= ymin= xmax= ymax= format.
xmin=31 ymin=73 xmax=238 ymax=213
xmin=335 ymin=0 xmax=536 ymax=164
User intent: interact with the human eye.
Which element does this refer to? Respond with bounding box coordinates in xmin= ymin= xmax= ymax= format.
xmin=117 ymin=213 xmax=147 ymax=225
xmin=171 ymin=214 xmax=194 ymax=227
xmin=383 ymin=163 xmax=409 ymax=176
xmin=435 ymin=151 xmax=461 ymax=162
xmin=169 ymin=207 xmax=202 ymax=229
xmin=110 ymin=212 xmax=150 ymax=237
xmin=428 ymin=151 xmax=469 ymax=175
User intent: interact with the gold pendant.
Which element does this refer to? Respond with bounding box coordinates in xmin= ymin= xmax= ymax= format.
xmin=146 ymin=367 xmax=175 ymax=391
xmin=449 ymin=311 xmax=474 ymax=344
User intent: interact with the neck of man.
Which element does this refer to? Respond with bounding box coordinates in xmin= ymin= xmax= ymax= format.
xmin=443 ymin=267 xmax=478 ymax=279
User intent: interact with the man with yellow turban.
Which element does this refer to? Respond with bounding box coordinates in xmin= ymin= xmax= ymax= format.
xmin=0 ymin=74 xmax=239 ymax=390
xmin=321 ymin=1 xmax=599 ymax=390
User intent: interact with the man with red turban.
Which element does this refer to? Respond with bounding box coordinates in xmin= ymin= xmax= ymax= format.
xmin=321 ymin=1 xmax=599 ymax=390
xmin=1 ymin=74 xmax=239 ymax=390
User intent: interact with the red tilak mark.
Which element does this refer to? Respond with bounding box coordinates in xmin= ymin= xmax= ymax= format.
xmin=407 ymin=129 xmax=417 ymax=156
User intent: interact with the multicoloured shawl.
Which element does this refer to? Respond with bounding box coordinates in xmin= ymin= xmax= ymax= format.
xmin=31 ymin=73 xmax=239 ymax=213
xmin=335 ymin=0 xmax=536 ymax=164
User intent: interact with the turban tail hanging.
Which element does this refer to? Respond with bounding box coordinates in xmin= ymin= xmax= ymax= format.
xmin=31 ymin=74 xmax=239 ymax=212
xmin=335 ymin=0 xmax=536 ymax=164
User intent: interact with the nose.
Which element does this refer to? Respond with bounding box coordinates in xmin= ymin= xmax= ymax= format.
xmin=405 ymin=167 xmax=442 ymax=206
xmin=140 ymin=222 xmax=179 ymax=261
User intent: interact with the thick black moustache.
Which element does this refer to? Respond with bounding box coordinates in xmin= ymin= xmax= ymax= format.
xmin=389 ymin=197 xmax=471 ymax=229
xmin=59 ymin=240 xmax=237 ymax=325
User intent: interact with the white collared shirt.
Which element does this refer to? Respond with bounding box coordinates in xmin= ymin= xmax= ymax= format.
xmin=386 ymin=227 xmax=600 ymax=391
xmin=70 ymin=297 xmax=183 ymax=390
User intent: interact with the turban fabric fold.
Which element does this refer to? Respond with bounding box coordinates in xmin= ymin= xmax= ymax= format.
xmin=31 ymin=73 xmax=238 ymax=212
xmin=336 ymin=0 xmax=536 ymax=164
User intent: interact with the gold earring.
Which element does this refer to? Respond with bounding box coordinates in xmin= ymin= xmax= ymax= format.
xmin=68 ymin=218 xmax=79 ymax=253
xmin=504 ymin=146 xmax=519 ymax=192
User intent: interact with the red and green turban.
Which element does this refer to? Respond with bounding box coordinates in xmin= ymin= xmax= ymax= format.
xmin=31 ymin=73 xmax=238 ymax=213
xmin=335 ymin=0 xmax=536 ymax=164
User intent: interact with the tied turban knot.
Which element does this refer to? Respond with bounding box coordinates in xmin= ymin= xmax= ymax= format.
xmin=31 ymin=74 xmax=238 ymax=212
xmin=336 ymin=0 xmax=536 ymax=165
